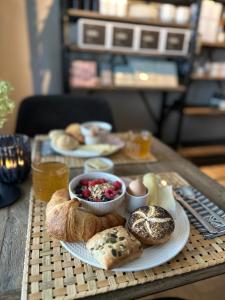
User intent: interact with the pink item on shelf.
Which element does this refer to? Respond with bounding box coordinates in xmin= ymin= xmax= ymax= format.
xmin=69 ymin=60 xmax=99 ymax=88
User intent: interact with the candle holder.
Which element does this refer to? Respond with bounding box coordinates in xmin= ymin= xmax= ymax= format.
xmin=0 ymin=134 xmax=31 ymax=208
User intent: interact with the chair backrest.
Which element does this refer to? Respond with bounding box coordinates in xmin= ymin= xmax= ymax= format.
xmin=16 ymin=95 xmax=115 ymax=137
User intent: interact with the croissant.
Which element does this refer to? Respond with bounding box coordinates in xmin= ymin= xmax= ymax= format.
xmin=46 ymin=189 xmax=126 ymax=242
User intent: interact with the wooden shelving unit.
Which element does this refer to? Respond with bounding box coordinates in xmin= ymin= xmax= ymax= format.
xmin=184 ymin=106 xmax=225 ymax=116
xmin=176 ymin=5 xmax=225 ymax=151
xmin=179 ymin=145 xmax=225 ymax=158
xmin=72 ymin=84 xmax=186 ymax=92
xmin=61 ymin=1 xmax=201 ymax=144
xmin=201 ymin=41 xmax=225 ymax=49
xmin=191 ymin=74 xmax=225 ymax=80
xmin=67 ymin=8 xmax=191 ymax=29
xmin=67 ymin=45 xmax=188 ymax=58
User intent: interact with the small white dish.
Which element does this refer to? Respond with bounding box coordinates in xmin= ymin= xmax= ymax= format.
xmin=81 ymin=121 xmax=112 ymax=145
xmin=69 ymin=172 xmax=126 ymax=216
xmin=125 ymin=187 xmax=149 ymax=212
xmin=84 ymin=157 xmax=114 ymax=174
xmin=84 ymin=135 xmax=101 ymax=145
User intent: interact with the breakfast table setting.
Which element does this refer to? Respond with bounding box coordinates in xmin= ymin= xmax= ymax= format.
xmin=1 ymin=122 xmax=225 ymax=300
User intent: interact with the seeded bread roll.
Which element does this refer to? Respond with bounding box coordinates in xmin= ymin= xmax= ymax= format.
xmin=128 ymin=206 xmax=175 ymax=245
xmin=86 ymin=226 xmax=143 ymax=270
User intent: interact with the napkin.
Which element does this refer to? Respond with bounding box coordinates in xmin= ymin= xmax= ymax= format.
xmin=41 ymin=139 xmax=56 ymax=156
xmin=176 ymin=186 xmax=225 ymax=239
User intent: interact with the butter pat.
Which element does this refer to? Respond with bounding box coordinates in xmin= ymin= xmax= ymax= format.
xmin=84 ymin=157 xmax=114 ymax=174
xmin=86 ymin=158 xmax=109 ymax=170
xmin=143 ymin=173 xmax=176 ymax=214
xmin=143 ymin=173 xmax=159 ymax=206
xmin=157 ymin=185 xmax=176 ymax=215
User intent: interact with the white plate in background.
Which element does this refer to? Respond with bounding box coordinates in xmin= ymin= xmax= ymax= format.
xmin=51 ymin=134 xmax=125 ymax=158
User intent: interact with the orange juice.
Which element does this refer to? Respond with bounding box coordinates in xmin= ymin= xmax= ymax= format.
xmin=32 ymin=162 xmax=69 ymax=202
xmin=125 ymin=130 xmax=152 ymax=159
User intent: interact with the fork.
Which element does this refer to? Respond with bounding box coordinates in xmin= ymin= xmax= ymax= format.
xmin=177 ymin=186 xmax=225 ymax=226
xmin=174 ymin=192 xmax=218 ymax=234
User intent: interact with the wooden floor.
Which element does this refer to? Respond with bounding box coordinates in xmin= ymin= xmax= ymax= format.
xmin=139 ymin=274 xmax=225 ymax=300
xmin=139 ymin=164 xmax=225 ymax=300
xmin=201 ymin=164 xmax=225 ymax=187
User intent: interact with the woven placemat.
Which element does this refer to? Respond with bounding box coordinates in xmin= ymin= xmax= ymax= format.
xmin=22 ymin=172 xmax=225 ymax=300
xmin=32 ymin=133 xmax=157 ymax=168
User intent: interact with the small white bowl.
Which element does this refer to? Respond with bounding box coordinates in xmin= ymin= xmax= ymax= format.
xmin=125 ymin=187 xmax=149 ymax=212
xmin=83 ymin=135 xmax=102 ymax=145
xmin=81 ymin=121 xmax=112 ymax=145
xmin=69 ymin=172 xmax=125 ymax=216
xmin=84 ymin=157 xmax=114 ymax=174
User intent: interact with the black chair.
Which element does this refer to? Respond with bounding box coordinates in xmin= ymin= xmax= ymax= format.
xmin=16 ymin=95 xmax=115 ymax=137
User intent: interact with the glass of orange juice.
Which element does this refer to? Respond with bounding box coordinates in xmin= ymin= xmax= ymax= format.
xmin=125 ymin=130 xmax=152 ymax=159
xmin=32 ymin=161 xmax=69 ymax=202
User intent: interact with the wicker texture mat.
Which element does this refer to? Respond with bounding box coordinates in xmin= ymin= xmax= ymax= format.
xmin=22 ymin=173 xmax=225 ymax=300
xmin=32 ymin=133 xmax=157 ymax=168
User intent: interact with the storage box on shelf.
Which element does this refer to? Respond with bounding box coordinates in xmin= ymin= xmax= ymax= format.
xmin=198 ymin=0 xmax=224 ymax=44
xmin=137 ymin=25 xmax=163 ymax=54
xmin=109 ymin=22 xmax=136 ymax=51
xmin=76 ymin=18 xmax=191 ymax=56
xmin=99 ymin=0 xmax=128 ymax=17
xmin=77 ymin=18 xmax=108 ymax=49
xmin=163 ymin=28 xmax=191 ymax=56
xmin=128 ymin=2 xmax=158 ymax=20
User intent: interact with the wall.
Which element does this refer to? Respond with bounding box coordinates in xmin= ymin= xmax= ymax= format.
xmin=26 ymin=0 xmax=61 ymax=95
xmin=1 ymin=1 xmax=225 ymax=145
xmin=0 ymin=0 xmax=61 ymax=134
xmin=0 ymin=0 xmax=33 ymax=134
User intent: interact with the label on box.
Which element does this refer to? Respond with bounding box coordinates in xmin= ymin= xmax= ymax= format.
xmin=165 ymin=32 xmax=185 ymax=51
xmin=112 ymin=27 xmax=134 ymax=48
xmin=83 ymin=24 xmax=106 ymax=46
xmin=140 ymin=30 xmax=160 ymax=50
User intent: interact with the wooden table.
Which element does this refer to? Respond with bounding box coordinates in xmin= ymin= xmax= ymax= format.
xmin=1 ymin=137 xmax=225 ymax=299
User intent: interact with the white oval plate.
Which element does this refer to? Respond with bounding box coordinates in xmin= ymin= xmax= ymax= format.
xmin=61 ymin=202 xmax=190 ymax=272
xmin=51 ymin=134 xmax=125 ymax=158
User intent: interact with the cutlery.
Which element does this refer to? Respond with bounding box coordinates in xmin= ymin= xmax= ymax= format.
xmin=177 ymin=186 xmax=225 ymax=226
xmin=174 ymin=192 xmax=218 ymax=234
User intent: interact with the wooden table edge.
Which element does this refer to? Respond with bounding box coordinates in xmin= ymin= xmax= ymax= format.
xmin=3 ymin=263 xmax=224 ymax=299
xmin=83 ymin=263 xmax=225 ymax=300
